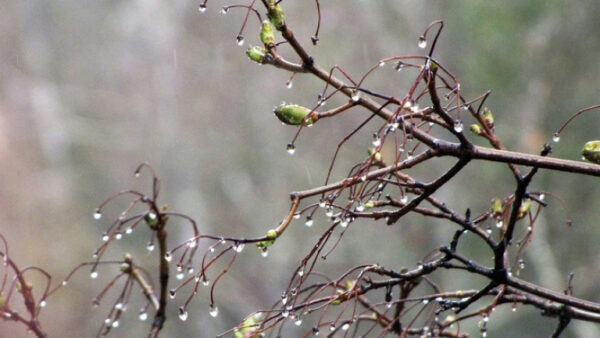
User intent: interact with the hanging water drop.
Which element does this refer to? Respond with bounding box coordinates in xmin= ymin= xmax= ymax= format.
xmin=115 ymin=303 xmax=123 ymax=310
xmin=293 ymin=213 xmax=301 ymax=220
xmin=552 ymin=133 xmax=560 ymax=143
xmin=115 ymin=232 xmax=122 ymax=240
xmin=40 ymin=300 xmax=47 ymax=308
xmin=102 ymin=233 xmax=109 ymax=242
xmin=329 ymin=324 xmax=336 ymax=331
xmin=325 ymin=208 xmax=334 ymax=217
xmin=297 ymin=269 xmax=304 ymax=277
xmin=313 ymin=327 xmax=320 ymax=335
xmin=372 ymin=134 xmax=381 ymax=147
xmin=305 ymin=217 xmax=313 ymax=227
xmin=286 ymin=80 xmax=293 ymax=89
xmin=112 ymin=320 xmax=119 ymax=328
xmin=356 ymin=203 xmax=365 ymax=212
xmin=518 ymin=259 xmax=525 ymax=270
xmin=453 ymin=120 xmax=464 ymax=133
xmin=261 ymin=247 xmax=269 ymax=257
xmin=400 ymin=195 xmax=408 ymax=204
xmin=418 ymin=36 xmax=427 ymax=49
xmin=90 ymin=271 xmax=98 ymax=279
xmin=187 ymin=240 xmax=197 ymax=248
xmin=93 ymin=209 xmax=102 ymax=220
xmin=164 ymin=252 xmax=172 ymax=262
xmin=62 ymin=280 xmax=68 ymax=286
xmin=295 ymin=318 xmax=303 ymax=326
xmin=286 ymin=143 xmax=296 ymax=155
xmin=209 ymin=305 xmax=219 ymax=317
xmin=395 ymin=61 xmax=404 ymax=72
xmin=202 ymin=278 xmax=210 ymax=286
xmin=386 ymin=302 xmax=393 ymax=309
xmin=236 ymin=35 xmax=245 ymax=46
xmin=220 ymin=6 xmax=228 ymax=14
xmin=234 ymin=243 xmax=245 ymax=253
xmin=169 ymin=289 xmax=176 ymax=299
xmin=179 ymin=307 xmax=189 ymax=321
xmin=104 ymin=318 xmax=111 ymax=325
xmin=187 ymin=266 xmax=194 ymax=274
xmin=342 ymin=323 xmax=350 ymax=331
xmin=495 ymin=220 xmax=503 ymax=228
xmin=146 ymin=242 xmax=155 ymax=252
xmin=176 ymin=272 xmax=184 ymax=280
xmin=281 ymin=293 xmax=288 ymax=305
xmin=198 ymin=4 xmax=207 ymax=12
xmin=139 ymin=311 xmax=148 ymax=321
xmin=378 ymin=61 xmax=385 ymax=67
xmin=282 ymin=309 xmax=289 ymax=318
xmin=351 ymin=91 xmax=361 ymax=102
xmin=340 ymin=219 xmax=348 ymax=228
xmin=422 ymin=299 xmax=429 ymax=305
xmin=125 ymin=228 xmax=133 ymax=235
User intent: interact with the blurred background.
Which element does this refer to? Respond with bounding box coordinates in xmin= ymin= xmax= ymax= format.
xmin=1 ymin=0 xmax=600 ymax=337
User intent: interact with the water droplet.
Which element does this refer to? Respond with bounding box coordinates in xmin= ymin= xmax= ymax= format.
xmin=386 ymin=302 xmax=393 ymax=309
xmin=297 ymin=269 xmax=304 ymax=277
xmin=176 ymin=272 xmax=184 ymax=280
xmin=295 ymin=318 xmax=303 ymax=326
xmin=115 ymin=232 xmax=122 ymax=240
xmin=453 ymin=120 xmax=464 ymax=133
xmin=395 ymin=62 xmax=404 ymax=72
xmin=112 ymin=320 xmax=119 ymax=328
xmin=313 ymin=327 xmax=320 ymax=335
xmin=400 ymin=195 xmax=408 ymax=204
xmin=198 ymin=4 xmax=207 ymax=12
xmin=495 ymin=220 xmax=503 ymax=228
xmin=209 ymin=305 xmax=219 ymax=317
xmin=418 ymin=36 xmax=427 ymax=49
xmin=356 ymin=203 xmax=365 ymax=212
xmin=410 ymin=104 xmax=420 ymax=113
xmin=281 ymin=293 xmax=288 ymax=305
xmin=372 ymin=137 xmax=381 ymax=147
xmin=518 ymin=259 xmax=525 ymax=269
xmin=169 ymin=289 xmax=176 ymax=299
xmin=486 ymin=227 xmax=492 ymax=234
xmin=512 ymin=306 xmax=517 ymax=312
xmin=62 ymin=280 xmax=68 ymax=286
xmin=351 ymin=91 xmax=361 ymax=102
xmin=552 ymin=133 xmax=560 ymax=143
xmin=139 ymin=311 xmax=148 ymax=321
xmin=305 ymin=217 xmax=313 ymax=227
xmin=187 ymin=266 xmax=194 ymax=274
xmin=90 ymin=271 xmax=98 ymax=279
xmin=325 ymin=208 xmax=334 ymax=217
xmin=378 ymin=61 xmax=385 ymax=67
xmin=115 ymin=303 xmax=123 ymax=310
xmin=164 ymin=253 xmax=172 ymax=262
xmin=282 ymin=309 xmax=289 ymax=318
xmin=220 ymin=7 xmax=228 ymax=14
xmin=236 ymin=35 xmax=245 ymax=46
xmin=146 ymin=242 xmax=155 ymax=252
xmin=234 ymin=243 xmax=245 ymax=253
xmin=102 ymin=233 xmax=110 ymax=242
xmin=147 ymin=212 xmax=157 ymax=221
xmin=93 ymin=209 xmax=102 ymax=220
xmin=187 ymin=240 xmax=197 ymax=248
xmin=539 ymin=194 xmax=545 ymax=201
xmin=422 ymin=299 xmax=429 ymax=305
xmin=527 ymin=226 xmax=533 ymax=232
xmin=342 ymin=323 xmax=350 ymax=331
xmin=361 ymin=175 xmax=367 ymax=182
xmin=125 ymin=228 xmax=133 ymax=235
xmin=104 ymin=318 xmax=111 ymax=325
xmin=202 ymin=279 xmax=210 ymax=286
xmin=179 ymin=307 xmax=189 ymax=321
xmin=286 ymin=143 xmax=296 ymax=155
xmin=293 ymin=213 xmax=301 ymax=220
xmin=340 ymin=220 xmax=349 ymax=228
xmin=261 ymin=247 xmax=269 ymax=257
xmin=286 ymin=80 xmax=293 ymax=89
xmin=40 ymin=300 xmax=47 ymax=308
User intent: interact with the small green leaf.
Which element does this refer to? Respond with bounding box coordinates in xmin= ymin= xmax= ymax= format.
xmin=481 ymin=107 xmax=494 ymax=128
xmin=246 ymin=46 xmax=267 ymax=64
xmin=260 ymin=20 xmax=276 ymax=46
xmin=266 ymin=0 xmax=285 ymax=29
xmin=469 ymin=124 xmax=482 ymax=135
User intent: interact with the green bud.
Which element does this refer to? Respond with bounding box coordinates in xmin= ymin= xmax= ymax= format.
xmin=481 ymin=107 xmax=494 ymax=128
xmin=582 ymin=140 xmax=600 ymax=164
xmin=120 ymin=262 xmax=130 ymax=272
xmin=491 ymin=198 xmax=503 ymax=216
xmin=0 ymin=292 xmax=4 ymax=308
xmin=469 ymin=124 xmax=482 ymax=135
xmin=260 ymin=20 xmax=276 ymax=46
xmin=267 ymin=1 xmax=285 ymax=29
xmin=246 ymin=46 xmax=267 ymax=64
xmin=364 ymin=201 xmax=375 ymax=209
xmin=266 ymin=229 xmax=278 ymax=240
xmin=518 ymin=199 xmax=531 ymax=219
xmin=367 ymin=148 xmax=382 ymax=162
xmin=274 ymin=104 xmax=316 ymax=126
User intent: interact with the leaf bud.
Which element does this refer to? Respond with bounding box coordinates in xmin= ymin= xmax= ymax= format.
xmin=260 ymin=20 xmax=276 ymax=46
xmin=274 ymin=104 xmax=316 ymax=126
xmin=582 ymin=140 xmax=600 ymax=164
